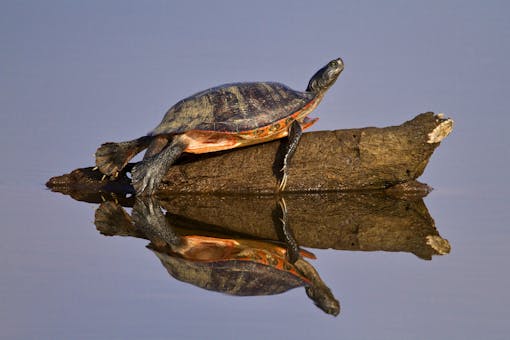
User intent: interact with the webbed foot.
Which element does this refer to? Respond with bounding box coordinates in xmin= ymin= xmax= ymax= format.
xmin=94 ymin=201 xmax=134 ymax=237
xmin=95 ymin=137 xmax=150 ymax=179
xmin=131 ymin=137 xmax=187 ymax=196
xmin=131 ymin=158 xmax=165 ymax=196
xmin=95 ymin=142 xmax=130 ymax=178
xmin=132 ymin=196 xmax=181 ymax=246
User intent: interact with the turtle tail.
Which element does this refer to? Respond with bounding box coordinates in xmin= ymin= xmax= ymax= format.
xmin=95 ymin=136 xmax=152 ymax=178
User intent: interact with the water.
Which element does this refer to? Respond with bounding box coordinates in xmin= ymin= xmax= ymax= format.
xmin=3 ymin=183 xmax=507 ymax=339
xmin=2 ymin=1 xmax=509 ymax=339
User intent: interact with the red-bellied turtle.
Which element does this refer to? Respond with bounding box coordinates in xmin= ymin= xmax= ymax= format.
xmin=95 ymin=58 xmax=344 ymax=195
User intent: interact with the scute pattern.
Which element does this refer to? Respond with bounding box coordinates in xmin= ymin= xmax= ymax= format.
xmin=150 ymin=82 xmax=315 ymax=135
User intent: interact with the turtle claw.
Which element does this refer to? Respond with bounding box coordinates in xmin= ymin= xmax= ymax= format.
xmin=278 ymin=175 xmax=288 ymax=191
xmin=92 ymin=166 xmax=98 ymax=171
xmin=99 ymin=171 xmax=121 ymax=182
xmin=131 ymin=165 xmax=148 ymax=195
xmin=278 ymin=166 xmax=288 ymax=191
xmin=278 ymin=197 xmax=287 ymax=216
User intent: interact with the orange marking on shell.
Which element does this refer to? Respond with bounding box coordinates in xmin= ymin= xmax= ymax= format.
xmin=301 ymin=117 xmax=319 ymax=130
xmin=174 ymin=236 xmax=241 ymax=261
xmin=181 ymin=130 xmax=241 ymax=153
xmin=169 ymin=235 xmax=313 ymax=283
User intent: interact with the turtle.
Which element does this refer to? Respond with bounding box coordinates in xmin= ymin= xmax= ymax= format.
xmin=95 ymin=57 xmax=344 ymax=195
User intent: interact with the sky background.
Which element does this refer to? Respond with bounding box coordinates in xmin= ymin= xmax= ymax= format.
xmin=1 ymin=1 xmax=509 ymax=339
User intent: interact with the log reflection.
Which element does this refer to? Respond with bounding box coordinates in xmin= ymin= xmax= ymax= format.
xmin=156 ymin=192 xmax=450 ymax=260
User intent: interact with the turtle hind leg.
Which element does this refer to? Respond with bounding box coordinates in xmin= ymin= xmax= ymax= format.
xmin=131 ymin=136 xmax=187 ymax=196
xmin=95 ymin=136 xmax=151 ymax=178
xmin=143 ymin=135 xmax=169 ymax=159
xmin=132 ymin=196 xmax=181 ymax=246
xmin=277 ymin=120 xmax=303 ymax=191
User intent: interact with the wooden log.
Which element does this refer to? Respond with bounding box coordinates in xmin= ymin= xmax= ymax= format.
xmin=46 ymin=112 xmax=453 ymax=195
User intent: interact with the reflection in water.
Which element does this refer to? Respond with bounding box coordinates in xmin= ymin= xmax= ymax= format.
xmin=157 ymin=192 xmax=451 ymax=260
xmin=95 ymin=197 xmax=340 ymax=316
xmin=51 ymin=187 xmax=450 ymax=316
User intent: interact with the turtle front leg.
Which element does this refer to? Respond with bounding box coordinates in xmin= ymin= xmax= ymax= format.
xmin=278 ymin=120 xmax=303 ymax=191
xmin=131 ymin=136 xmax=187 ymax=196
xmin=276 ymin=197 xmax=299 ymax=263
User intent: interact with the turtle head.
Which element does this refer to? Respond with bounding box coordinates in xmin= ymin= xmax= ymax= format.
xmin=305 ymin=286 xmax=341 ymax=316
xmin=306 ymin=57 xmax=344 ymax=94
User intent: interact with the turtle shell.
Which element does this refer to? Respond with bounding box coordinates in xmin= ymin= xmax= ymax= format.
xmin=147 ymin=235 xmax=315 ymax=296
xmin=150 ymin=82 xmax=316 ymax=136
xmin=152 ymin=254 xmax=308 ymax=296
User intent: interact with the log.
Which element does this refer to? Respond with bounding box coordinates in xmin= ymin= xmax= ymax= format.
xmin=46 ymin=112 xmax=453 ymax=195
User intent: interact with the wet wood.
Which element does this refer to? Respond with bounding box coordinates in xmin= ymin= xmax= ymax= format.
xmin=46 ymin=112 xmax=453 ymax=194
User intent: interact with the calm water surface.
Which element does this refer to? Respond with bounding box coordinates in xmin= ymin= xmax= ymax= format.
xmin=1 ymin=176 xmax=508 ymax=339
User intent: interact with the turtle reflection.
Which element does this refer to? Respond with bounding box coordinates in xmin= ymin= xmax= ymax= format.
xmin=95 ymin=197 xmax=340 ymax=316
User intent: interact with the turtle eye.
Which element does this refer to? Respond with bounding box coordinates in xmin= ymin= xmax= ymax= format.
xmin=329 ymin=60 xmax=338 ymax=68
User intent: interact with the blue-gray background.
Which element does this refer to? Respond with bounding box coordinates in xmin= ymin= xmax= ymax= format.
xmin=1 ymin=1 xmax=509 ymax=339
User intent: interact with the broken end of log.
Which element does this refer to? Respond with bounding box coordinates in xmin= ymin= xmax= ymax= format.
xmin=427 ymin=113 xmax=454 ymax=144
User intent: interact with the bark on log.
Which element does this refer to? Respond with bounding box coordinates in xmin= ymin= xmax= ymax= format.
xmin=46 ymin=112 xmax=453 ymax=195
